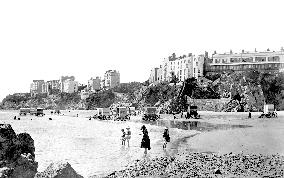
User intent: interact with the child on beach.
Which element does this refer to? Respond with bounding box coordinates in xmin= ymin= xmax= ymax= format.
xmin=121 ymin=129 xmax=126 ymax=146
xmin=125 ymin=126 xmax=131 ymax=147
xmin=163 ymin=127 xmax=170 ymax=149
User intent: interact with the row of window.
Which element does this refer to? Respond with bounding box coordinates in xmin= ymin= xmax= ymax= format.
xmin=214 ymin=56 xmax=281 ymax=64
xmin=209 ymin=63 xmax=283 ymax=71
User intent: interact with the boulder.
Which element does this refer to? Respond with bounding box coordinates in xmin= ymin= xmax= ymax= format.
xmin=35 ymin=161 xmax=84 ymax=178
xmin=0 ymin=124 xmax=38 ymax=178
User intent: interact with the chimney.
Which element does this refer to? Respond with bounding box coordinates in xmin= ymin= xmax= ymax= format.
xmin=255 ymin=48 xmax=257 ymax=52
xmin=242 ymin=49 xmax=244 ymax=53
xmin=213 ymin=51 xmax=217 ymax=55
xmin=230 ymin=49 xmax=233 ymax=54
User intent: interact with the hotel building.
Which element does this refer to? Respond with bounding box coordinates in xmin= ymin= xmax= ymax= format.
xmin=63 ymin=79 xmax=78 ymax=93
xmin=205 ymin=50 xmax=284 ymax=74
xmin=149 ymin=53 xmax=205 ymax=84
xmin=103 ymin=70 xmax=120 ymax=89
xmin=30 ymin=80 xmax=45 ymax=96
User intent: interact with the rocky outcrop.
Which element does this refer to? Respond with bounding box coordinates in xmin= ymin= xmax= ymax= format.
xmin=35 ymin=161 xmax=83 ymax=178
xmin=217 ymin=73 xmax=265 ymax=112
xmin=0 ymin=124 xmax=38 ymax=178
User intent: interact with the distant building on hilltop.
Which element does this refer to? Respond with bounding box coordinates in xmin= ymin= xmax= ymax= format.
xmin=103 ymin=70 xmax=120 ymax=89
xmin=46 ymin=80 xmax=60 ymax=95
xmin=149 ymin=53 xmax=205 ymax=84
xmin=60 ymin=76 xmax=75 ymax=92
xmin=205 ymin=49 xmax=284 ymax=75
xmin=88 ymin=77 xmax=101 ymax=91
xmin=149 ymin=67 xmax=159 ymax=84
xmin=30 ymin=80 xmax=45 ymax=96
xmin=63 ymin=79 xmax=78 ymax=93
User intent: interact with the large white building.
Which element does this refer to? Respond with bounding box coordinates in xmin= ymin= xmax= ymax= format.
xmin=63 ymin=79 xmax=78 ymax=93
xmin=60 ymin=76 xmax=75 ymax=92
xmin=103 ymin=70 xmax=120 ymax=89
xmin=30 ymin=80 xmax=45 ymax=96
xmin=149 ymin=53 xmax=205 ymax=84
xmin=206 ymin=49 xmax=284 ymax=74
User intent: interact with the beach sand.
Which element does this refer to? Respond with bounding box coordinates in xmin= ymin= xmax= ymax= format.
xmin=1 ymin=110 xmax=284 ymax=177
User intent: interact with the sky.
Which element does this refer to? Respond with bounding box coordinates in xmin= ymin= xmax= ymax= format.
xmin=0 ymin=0 xmax=284 ymax=101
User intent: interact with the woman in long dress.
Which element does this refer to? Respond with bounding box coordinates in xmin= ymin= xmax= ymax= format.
xmin=163 ymin=127 xmax=170 ymax=149
xmin=140 ymin=125 xmax=151 ymax=154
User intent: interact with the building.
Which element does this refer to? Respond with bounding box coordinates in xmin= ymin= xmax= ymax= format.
xmin=149 ymin=53 xmax=205 ymax=84
xmin=149 ymin=67 xmax=159 ymax=84
xmin=88 ymin=77 xmax=101 ymax=91
xmin=60 ymin=76 xmax=75 ymax=92
xmin=80 ymin=88 xmax=90 ymax=100
xmin=30 ymin=80 xmax=45 ymax=96
xmin=63 ymin=79 xmax=78 ymax=93
xmin=45 ymin=80 xmax=60 ymax=95
xmin=205 ymin=50 xmax=284 ymax=75
xmin=104 ymin=70 xmax=120 ymax=89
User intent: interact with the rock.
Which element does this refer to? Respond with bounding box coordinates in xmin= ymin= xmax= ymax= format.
xmin=0 ymin=167 xmax=13 ymax=178
xmin=214 ymin=169 xmax=222 ymax=174
xmin=0 ymin=124 xmax=38 ymax=178
xmin=35 ymin=161 xmax=83 ymax=178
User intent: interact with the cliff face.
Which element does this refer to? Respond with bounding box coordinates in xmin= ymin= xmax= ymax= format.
xmin=217 ymin=72 xmax=265 ymax=112
xmin=0 ymin=124 xmax=38 ymax=178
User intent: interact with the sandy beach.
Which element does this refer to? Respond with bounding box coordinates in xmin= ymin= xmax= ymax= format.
xmin=1 ymin=110 xmax=284 ymax=177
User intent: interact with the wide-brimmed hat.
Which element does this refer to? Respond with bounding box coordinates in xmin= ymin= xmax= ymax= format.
xmin=126 ymin=126 xmax=130 ymax=129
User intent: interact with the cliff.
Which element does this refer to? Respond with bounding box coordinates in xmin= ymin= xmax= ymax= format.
xmin=1 ymin=73 xmax=283 ymax=111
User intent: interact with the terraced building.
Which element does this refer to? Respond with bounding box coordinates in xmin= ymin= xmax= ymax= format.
xmin=205 ymin=49 xmax=284 ymax=74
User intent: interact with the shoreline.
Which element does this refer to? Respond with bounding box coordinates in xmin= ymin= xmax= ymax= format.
xmin=1 ymin=110 xmax=284 ymax=177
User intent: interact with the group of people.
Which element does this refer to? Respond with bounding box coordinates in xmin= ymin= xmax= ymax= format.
xmin=121 ymin=125 xmax=171 ymax=154
xmin=121 ymin=126 xmax=131 ymax=147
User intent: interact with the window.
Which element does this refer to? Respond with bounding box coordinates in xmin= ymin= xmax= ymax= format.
xmin=194 ymin=68 xmax=196 ymax=73
xmin=242 ymin=57 xmax=253 ymax=62
xmin=255 ymin=57 xmax=266 ymax=62
xmin=268 ymin=56 xmax=280 ymax=62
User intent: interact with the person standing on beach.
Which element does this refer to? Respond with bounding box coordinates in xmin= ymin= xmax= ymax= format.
xmin=121 ymin=129 xmax=126 ymax=146
xmin=248 ymin=111 xmax=251 ymax=118
xmin=141 ymin=125 xmax=151 ymax=154
xmin=163 ymin=127 xmax=170 ymax=149
xmin=125 ymin=126 xmax=131 ymax=147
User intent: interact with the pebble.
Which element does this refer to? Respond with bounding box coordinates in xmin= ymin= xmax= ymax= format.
xmin=105 ymin=152 xmax=284 ymax=177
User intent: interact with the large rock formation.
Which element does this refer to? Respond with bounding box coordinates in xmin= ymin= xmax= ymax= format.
xmin=0 ymin=124 xmax=38 ymax=178
xmin=35 ymin=161 xmax=83 ymax=178
xmin=217 ymin=72 xmax=265 ymax=112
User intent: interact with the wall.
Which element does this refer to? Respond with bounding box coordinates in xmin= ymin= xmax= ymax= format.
xmin=188 ymin=98 xmax=231 ymax=111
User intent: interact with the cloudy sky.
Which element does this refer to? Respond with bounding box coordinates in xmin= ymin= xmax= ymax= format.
xmin=0 ymin=0 xmax=284 ymax=100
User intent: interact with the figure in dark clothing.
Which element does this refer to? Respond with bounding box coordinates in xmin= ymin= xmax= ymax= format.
xmin=248 ymin=111 xmax=251 ymax=118
xmin=141 ymin=125 xmax=151 ymax=154
xmin=163 ymin=127 xmax=170 ymax=149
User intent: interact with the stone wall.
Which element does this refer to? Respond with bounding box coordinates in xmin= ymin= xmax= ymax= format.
xmin=188 ymin=98 xmax=231 ymax=111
